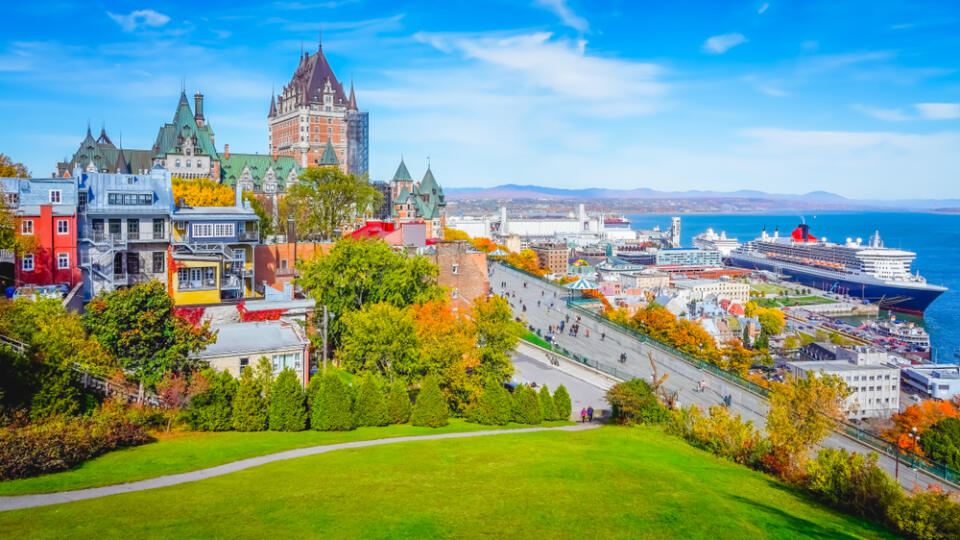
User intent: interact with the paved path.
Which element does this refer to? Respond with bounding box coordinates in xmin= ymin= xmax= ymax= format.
xmin=491 ymin=262 xmax=955 ymax=493
xmin=0 ymin=424 xmax=598 ymax=513
xmin=512 ymin=351 xmax=608 ymax=418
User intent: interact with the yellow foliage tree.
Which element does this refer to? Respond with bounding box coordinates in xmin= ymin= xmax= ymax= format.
xmin=443 ymin=227 xmax=470 ymax=241
xmin=172 ymin=177 xmax=235 ymax=207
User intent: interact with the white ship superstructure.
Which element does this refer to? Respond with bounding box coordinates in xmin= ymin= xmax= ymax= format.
xmin=693 ymin=228 xmax=741 ymax=257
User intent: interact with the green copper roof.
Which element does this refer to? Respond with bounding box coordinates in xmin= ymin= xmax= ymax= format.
xmin=392 ymin=159 xmax=412 ymax=182
xmin=319 ymin=139 xmax=339 ymax=166
xmin=420 ymin=166 xmax=442 ymax=195
xmin=220 ymin=153 xmax=303 ymax=191
xmin=151 ymin=91 xmax=219 ymax=160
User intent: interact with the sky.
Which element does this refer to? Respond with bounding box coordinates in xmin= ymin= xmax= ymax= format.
xmin=1 ymin=0 xmax=959 ymax=199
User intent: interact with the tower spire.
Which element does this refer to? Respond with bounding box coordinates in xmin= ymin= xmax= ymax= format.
xmin=318 ymin=29 xmax=322 ymax=51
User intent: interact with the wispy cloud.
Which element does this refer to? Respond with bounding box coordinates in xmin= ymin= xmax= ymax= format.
xmin=852 ymin=104 xmax=909 ymax=122
xmin=106 ymin=9 xmax=170 ymax=32
xmin=534 ymin=0 xmax=589 ymax=32
xmin=271 ymin=0 xmax=358 ymax=9
xmin=758 ymin=3 xmax=770 ymax=15
xmin=702 ymin=33 xmax=747 ymax=54
xmin=915 ymin=102 xmax=960 ymax=119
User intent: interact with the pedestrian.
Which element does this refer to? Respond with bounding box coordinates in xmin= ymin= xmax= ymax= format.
xmin=586 ymin=329 xmax=590 ymax=338
xmin=587 ymin=406 xmax=594 ymax=422
xmin=601 ymin=332 xmax=605 ymax=341
xmin=580 ymin=408 xmax=587 ymax=423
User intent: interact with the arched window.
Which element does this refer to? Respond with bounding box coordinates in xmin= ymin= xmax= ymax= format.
xmin=175 ymin=159 xmax=181 ymax=167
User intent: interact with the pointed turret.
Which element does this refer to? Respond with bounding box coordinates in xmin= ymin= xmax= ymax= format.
xmin=268 ymin=93 xmax=277 ymax=117
xmin=420 ymin=165 xmax=438 ymax=193
xmin=115 ymin=145 xmax=131 ymax=174
xmin=85 ymin=121 xmax=93 ymax=140
xmin=97 ymin=125 xmax=115 ymax=147
xmin=348 ymin=80 xmax=358 ymax=111
xmin=319 ymin=138 xmax=339 ymax=167
xmin=392 ymin=158 xmax=412 ymax=182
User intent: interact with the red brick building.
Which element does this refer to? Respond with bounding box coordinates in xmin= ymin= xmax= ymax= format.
xmin=428 ymin=241 xmax=488 ymax=311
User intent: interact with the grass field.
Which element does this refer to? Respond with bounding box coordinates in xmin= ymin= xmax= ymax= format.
xmin=522 ymin=330 xmax=552 ymax=349
xmin=750 ymin=283 xmax=791 ymax=295
xmin=755 ymin=296 xmax=836 ymax=308
xmin=0 ymin=427 xmax=893 ymax=539
xmin=0 ymin=419 xmax=567 ymax=496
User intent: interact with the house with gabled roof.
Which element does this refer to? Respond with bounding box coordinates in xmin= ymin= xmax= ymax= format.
xmin=388 ymin=158 xmax=446 ymax=239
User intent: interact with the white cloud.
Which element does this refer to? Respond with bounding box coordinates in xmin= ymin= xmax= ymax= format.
xmin=915 ymin=103 xmax=960 ymax=120
xmin=758 ymin=3 xmax=770 ymax=15
xmin=851 ymin=104 xmax=909 ymax=122
xmin=702 ymin=33 xmax=747 ymax=55
xmin=107 ymin=9 xmax=171 ymax=32
xmin=535 ymin=0 xmax=589 ymax=32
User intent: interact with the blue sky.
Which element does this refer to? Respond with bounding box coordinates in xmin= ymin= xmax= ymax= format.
xmin=2 ymin=1 xmax=959 ymax=198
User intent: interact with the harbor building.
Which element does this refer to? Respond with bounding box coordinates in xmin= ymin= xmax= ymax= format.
xmin=901 ymin=365 xmax=960 ymax=400
xmin=787 ymin=360 xmax=900 ymax=419
xmin=672 ymin=277 xmax=750 ymax=304
xmin=655 ymin=248 xmax=722 ymax=268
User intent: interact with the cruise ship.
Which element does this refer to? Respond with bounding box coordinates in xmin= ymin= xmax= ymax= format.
xmin=728 ymin=224 xmax=946 ymax=315
xmin=693 ymin=228 xmax=741 ymax=257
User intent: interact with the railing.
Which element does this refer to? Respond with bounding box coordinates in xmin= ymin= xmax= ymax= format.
xmin=495 ymin=261 xmax=960 ymax=486
xmin=238 ymin=231 xmax=258 ymax=242
xmin=0 ymin=334 xmax=27 ymax=355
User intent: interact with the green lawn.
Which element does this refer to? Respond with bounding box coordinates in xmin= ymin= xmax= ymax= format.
xmin=521 ymin=330 xmax=552 ymax=349
xmin=755 ymin=296 xmax=836 ymax=308
xmin=0 ymin=419 xmax=568 ymax=496
xmin=0 ymin=427 xmax=893 ymax=539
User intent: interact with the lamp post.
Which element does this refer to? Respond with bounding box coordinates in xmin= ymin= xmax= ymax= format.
xmin=908 ymin=427 xmax=921 ymax=487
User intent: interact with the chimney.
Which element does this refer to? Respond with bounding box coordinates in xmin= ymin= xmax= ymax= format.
xmin=224 ymin=144 xmax=230 ymax=159
xmin=194 ymin=92 xmax=205 ymax=126
xmin=273 ymin=149 xmax=278 ymax=161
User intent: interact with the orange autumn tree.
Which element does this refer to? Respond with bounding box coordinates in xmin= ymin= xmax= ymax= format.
xmin=505 ymin=249 xmax=546 ymax=277
xmin=885 ymin=399 xmax=958 ymax=453
xmin=410 ymin=300 xmax=479 ymax=413
xmin=172 ymin=177 xmax=235 ymax=207
xmin=583 ymin=288 xmax=613 ymax=313
xmin=469 ymin=237 xmax=496 ymax=253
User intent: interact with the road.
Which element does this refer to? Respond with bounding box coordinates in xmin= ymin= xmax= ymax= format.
xmin=491 ymin=262 xmax=954 ymax=492
xmin=512 ymin=352 xmax=607 ymax=419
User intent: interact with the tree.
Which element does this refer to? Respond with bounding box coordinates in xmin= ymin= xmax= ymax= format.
xmin=385 ymin=380 xmax=411 ymax=424
xmin=887 ymin=489 xmax=960 ymax=540
xmin=242 ymin=192 xmax=274 ymax=240
xmin=411 ymin=375 xmax=449 ymax=427
xmin=232 ymin=367 xmax=268 ymax=431
xmin=755 ymin=307 xmax=785 ymax=335
xmin=0 ymin=153 xmax=29 ymax=178
xmin=253 ymin=357 xmax=274 ymax=399
xmin=886 ymin=400 xmax=958 ymax=452
xmin=411 ymin=300 xmax=478 ymax=413
xmin=339 ymin=303 xmax=422 ymax=381
xmin=82 ymin=282 xmax=215 ymax=388
xmin=538 ymin=385 xmax=558 ymax=421
xmin=443 ymin=227 xmax=470 ymax=241
xmin=504 ymin=249 xmax=546 ymax=276
xmin=172 ymin=177 xmax=235 ymax=207
xmin=189 ymin=369 xmax=238 ymax=431
xmin=553 ymin=385 xmax=572 ymax=421
xmin=804 ymin=448 xmax=903 ymax=522
xmin=311 ymin=372 xmax=355 ymax=431
xmin=606 ymin=379 xmax=668 ymax=425
xmin=469 ymin=379 xmax=513 ymax=426
xmin=354 ymin=375 xmax=389 ymax=427
xmin=296 ymin=238 xmax=444 ymax=347
xmin=268 ymin=369 xmax=307 ymax=431
xmin=29 ymin=364 xmax=83 ymax=419
xmin=766 ymin=371 xmax=850 ymax=474
xmin=471 ymin=296 xmax=522 ymax=383
xmin=719 ymin=339 xmax=755 ymax=376
xmin=286 ymin=167 xmax=382 ymax=241
xmin=920 ymin=417 xmax=960 ymax=471
xmin=512 ymin=385 xmax=542 ymax=425
xmin=783 ymin=335 xmax=799 ymax=351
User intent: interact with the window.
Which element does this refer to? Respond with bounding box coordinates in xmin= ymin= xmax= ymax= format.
xmin=271 ymin=352 xmax=302 ymax=372
xmin=107 ymin=193 xmax=152 ymax=205
xmin=176 ymin=159 xmax=181 ymax=167
xmin=205 ymin=267 xmax=216 ymax=285
xmin=49 ymin=190 xmax=61 ymax=203
xmin=214 ymin=223 xmax=235 ymax=237
xmin=153 ymin=218 xmax=164 ymax=239
xmin=5 ymin=193 xmax=18 ymax=205
xmin=280 ymin=259 xmax=288 ymax=270
xmin=22 ymin=254 xmax=34 ymax=271
xmin=178 ymin=266 xmax=216 ymax=290
xmin=451 ymin=288 xmax=459 ymax=299
xmin=152 ymin=252 xmax=165 ymax=273
xmin=21 ymin=220 xmax=33 ymax=235
xmin=186 ymin=160 xmax=191 ymax=168
xmin=452 ymin=263 xmax=459 ymax=275
xmin=192 ymin=223 xmax=214 ymax=237
xmin=57 ymin=252 xmax=69 ymax=269
xmin=240 ymin=357 xmax=249 ymax=370
xmin=114 ymin=253 xmax=124 ymax=276
xmin=327 ymin=118 xmax=332 ymax=124
xmin=128 ymin=219 xmax=139 ymax=239
xmin=78 ymin=192 xmax=86 ymax=213
xmin=127 ymin=253 xmax=140 ymax=275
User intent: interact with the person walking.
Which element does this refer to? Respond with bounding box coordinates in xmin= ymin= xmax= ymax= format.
xmin=586 ymin=329 xmax=590 ymax=338
xmin=587 ymin=406 xmax=594 ymax=422
xmin=580 ymin=408 xmax=587 ymax=423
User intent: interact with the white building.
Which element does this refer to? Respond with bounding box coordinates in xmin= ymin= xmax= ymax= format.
xmin=193 ymin=320 xmax=311 ymax=386
xmin=902 ymin=364 xmax=960 ymax=400
xmin=787 ymin=360 xmax=900 ymax=419
xmin=672 ymin=278 xmax=750 ymax=304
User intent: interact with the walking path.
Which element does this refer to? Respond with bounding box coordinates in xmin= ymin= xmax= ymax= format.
xmin=0 ymin=424 xmax=598 ymax=513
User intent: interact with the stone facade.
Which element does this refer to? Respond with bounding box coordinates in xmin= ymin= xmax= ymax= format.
xmin=428 ymin=241 xmax=488 ymax=311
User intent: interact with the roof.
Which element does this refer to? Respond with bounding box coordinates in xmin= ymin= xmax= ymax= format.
xmin=151 ymin=91 xmax=219 ymax=160
xmin=1 ymin=177 xmax=79 ymax=216
xmin=220 ymin=153 xmax=302 ymax=190
xmin=319 ymin=139 xmax=339 ymax=166
xmin=788 ymin=360 xmax=896 ymax=373
xmin=392 ymin=159 xmax=412 ymax=182
xmin=66 ymin=129 xmax=154 ymax=174
xmin=173 ymin=205 xmax=257 ymax=220
xmin=280 ymin=45 xmax=349 ymax=108
xmin=79 ymin=168 xmax=175 ymax=214
xmin=194 ymin=321 xmax=308 ymax=359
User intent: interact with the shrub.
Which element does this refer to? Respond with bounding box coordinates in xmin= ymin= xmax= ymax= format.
xmin=311 ymin=372 xmax=355 ymax=431
xmin=189 ymin=369 xmax=238 ymax=431
xmin=268 ymin=369 xmax=307 ymax=431
xmin=887 ymin=489 xmax=960 ymax=540
xmin=538 ymin=385 xmax=558 ymax=421
xmin=803 ymin=448 xmax=904 ymax=522
xmin=512 ymin=385 xmax=541 ymax=425
xmin=29 ymin=364 xmax=85 ymax=419
xmin=469 ymin=379 xmax=513 ymax=426
xmin=411 ymin=375 xmax=449 ymax=428
xmin=668 ymin=405 xmax=771 ymax=469
xmin=232 ymin=367 xmax=267 ymax=432
xmin=553 ymin=385 xmax=572 ymax=421
xmin=0 ymin=405 xmax=150 ymax=480
xmin=606 ymin=379 xmax=668 ymax=425
xmin=920 ymin=417 xmax=960 ymax=472
xmin=385 ymin=380 xmax=411 ymax=424
xmin=354 ymin=375 xmax=389 ymax=427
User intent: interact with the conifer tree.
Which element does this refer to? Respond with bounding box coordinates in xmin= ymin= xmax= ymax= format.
xmin=312 ymin=372 xmax=355 ymax=431
xmin=411 ymin=375 xmax=449 ymax=427
xmin=513 ymin=385 xmax=542 ymax=425
xmin=470 ymin=379 xmax=513 ymax=426
xmin=190 ymin=369 xmax=238 ymax=431
xmin=232 ymin=366 xmax=267 ymax=431
xmin=385 ymin=379 xmax=412 ymax=424
xmin=268 ymin=368 xmax=307 ymax=431
xmin=552 ymin=385 xmax=573 ymax=421
xmin=538 ymin=384 xmax=558 ymax=421
xmin=355 ymin=374 xmax=389 ymax=427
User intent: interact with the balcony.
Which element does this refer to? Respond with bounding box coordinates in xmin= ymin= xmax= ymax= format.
xmin=238 ymin=231 xmax=258 ymax=242
xmin=177 ymin=279 xmax=217 ymax=291
xmin=126 ymin=231 xmax=166 ymax=242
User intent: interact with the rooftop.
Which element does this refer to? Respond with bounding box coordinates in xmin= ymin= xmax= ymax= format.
xmin=195 ymin=321 xmax=308 ymax=359
xmin=788 ymin=360 xmax=897 ymax=372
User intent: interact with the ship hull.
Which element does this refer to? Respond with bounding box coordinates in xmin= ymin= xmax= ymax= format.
xmin=728 ymin=254 xmax=945 ymax=315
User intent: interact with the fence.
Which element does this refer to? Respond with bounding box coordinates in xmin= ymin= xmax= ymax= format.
xmin=495 ymin=261 xmax=960 ymax=486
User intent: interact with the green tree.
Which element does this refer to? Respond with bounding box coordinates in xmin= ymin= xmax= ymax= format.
xmin=81 ymin=282 xmax=215 ymax=388
xmin=189 ymin=369 xmax=238 ymax=431
xmin=538 ymin=385 xmax=558 ymax=421
xmin=296 ymin=238 xmax=444 ymax=348
xmin=242 ymin=192 xmax=274 ymax=240
xmin=312 ymin=372 xmax=355 ymax=431
xmin=553 ymin=385 xmax=572 ymax=421
xmin=268 ymin=369 xmax=307 ymax=431
xmin=410 ymin=375 xmax=449 ymax=427
xmin=338 ymin=303 xmax=422 ymax=381
xmin=803 ymin=448 xmax=903 ymax=523
xmin=253 ymin=357 xmax=274 ymax=399
xmin=232 ymin=367 xmax=267 ymax=431
xmin=385 ymin=380 xmax=411 ymax=424
xmin=921 ymin=417 xmax=960 ymax=471
xmin=286 ymin=167 xmax=382 ymax=241
xmin=606 ymin=379 xmax=667 ymax=425
xmin=471 ymin=296 xmax=522 ymax=383
xmin=29 ymin=364 xmax=84 ymax=419
xmin=512 ymin=385 xmax=542 ymax=425
xmin=887 ymin=490 xmax=960 ymax=540
xmin=469 ymin=379 xmax=513 ymax=426
xmin=354 ymin=375 xmax=389 ymax=427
